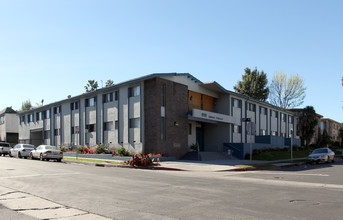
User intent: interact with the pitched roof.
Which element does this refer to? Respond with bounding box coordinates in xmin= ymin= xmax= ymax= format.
xmin=0 ymin=107 xmax=17 ymax=115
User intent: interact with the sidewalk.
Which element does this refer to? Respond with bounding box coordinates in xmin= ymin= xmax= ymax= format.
xmin=158 ymin=159 xmax=308 ymax=172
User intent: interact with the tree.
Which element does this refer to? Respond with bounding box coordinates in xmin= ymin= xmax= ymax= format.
xmin=339 ymin=124 xmax=343 ymax=147
xmin=298 ymin=106 xmax=318 ymax=147
xmin=21 ymin=100 xmax=32 ymax=111
xmin=320 ymin=129 xmax=332 ymax=147
xmin=234 ymin=67 xmax=269 ymax=101
xmin=84 ymin=80 xmax=98 ymax=92
xmin=105 ymin=79 xmax=114 ymax=88
xmin=269 ymin=72 xmax=306 ymax=108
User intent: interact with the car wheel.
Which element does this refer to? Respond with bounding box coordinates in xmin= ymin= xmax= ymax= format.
xmin=9 ymin=152 xmax=13 ymax=157
xmin=18 ymin=152 xmax=22 ymax=158
xmin=40 ymin=154 xmax=44 ymax=161
xmin=326 ymin=156 xmax=330 ymax=163
xmin=56 ymin=158 xmax=62 ymax=162
xmin=29 ymin=153 xmax=34 ymax=160
xmin=332 ymin=157 xmax=335 ymax=163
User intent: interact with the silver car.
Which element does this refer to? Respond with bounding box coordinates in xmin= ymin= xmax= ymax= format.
xmin=308 ymin=148 xmax=335 ymax=163
xmin=29 ymin=145 xmax=63 ymax=162
xmin=10 ymin=144 xmax=35 ymax=159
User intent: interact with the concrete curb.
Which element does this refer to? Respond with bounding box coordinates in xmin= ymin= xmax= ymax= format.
xmin=63 ymin=160 xmax=184 ymax=171
xmin=229 ymin=162 xmax=307 ymax=172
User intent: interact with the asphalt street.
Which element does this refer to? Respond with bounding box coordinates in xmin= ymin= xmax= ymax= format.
xmin=0 ymin=156 xmax=342 ymax=220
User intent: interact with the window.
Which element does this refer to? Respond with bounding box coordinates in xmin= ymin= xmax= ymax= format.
xmin=271 ymin=131 xmax=278 ymax=136
xmin=281 ymin=113 xmax=286 ymax=122
xmin=161 ymin=117 xmax=165 ymax=140
xmin=44 ymin=130 xmax=50 ymax=139
xmin=271 ymin=110 xmax=278 ymax=118
xmin=103 ymin=93 xmax=113 ymax=103
xmin=248 ymin=103 xmax=256 ymax=112
xmin=129 ymin=118 xmax=140 ymax=128
xmin=260 ymin=129 xmax=266 ymax=136
xmin=0 ymin=116 xmax=4 ymax=124
xmin=36 ymin=112 xmax=42 ymax=121
xmin=21 ymin=115 xmax=25 ymax=124
xmin=28 ymin=114 xmax=33 ymax=123
xmin=114 ymin=91 xmax=119 ymax=101
xmin=161 ymin=84 xmax=166 ymax=107
xmin=115 ymin=120 xmax=118 ymax=130
xmin=233 ymin=98 xmax=242 ymax=108
xmin=189 ymin=123 xmax=192 ymax=135
xmin=104 ymin=121 xmax=114 ymax=131
xmin=54 ymin=106 xmax=61 ymax=114
xmin=44 ymin=110 xmax=50 ymax=119
xmin=71 ymin=102 xmax=79 ymax=111
xmin=260 ymin=107 xmax=267 ymax=115
xmin=129 ymin=85 xmax=140 ymax=97
xmin=234 ymin=125 xmax=242 ymax=133
xmin=85 ymin=97 xmax=95 ymax=107
xmin=85 ymin=124 xmax=95 ymax=132
xmin=72 ymin=126 xmax=79 ymax=134
xmin=54 ymin=129 xmax=60 ymax=136
xmin=288 ymin=116 xmax=294 ymax=124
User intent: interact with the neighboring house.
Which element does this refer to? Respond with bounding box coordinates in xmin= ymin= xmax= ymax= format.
xmin=288 ymin=109 xmax=323 ymax=145
xmin=320 ymin=118 xmax=341 ymax=142
xmin=18 ymin=73 xmax=300 ymax=159
xmin=0 ymin=107 xmax=19 ymax=146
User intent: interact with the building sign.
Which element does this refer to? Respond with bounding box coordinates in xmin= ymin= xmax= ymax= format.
xmin=192 ymin=109 xmax=234 ymax=124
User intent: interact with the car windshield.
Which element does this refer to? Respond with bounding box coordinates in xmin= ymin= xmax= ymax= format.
xmin=0 ymin=143 xmax=10 ymax=147
xmin=312 ymin=149 xmax=328 ymax=154
xmin=23 ymin=145 xmax=35 ymax=149
xmin=45 ymin=146 xmax=57 ymax=150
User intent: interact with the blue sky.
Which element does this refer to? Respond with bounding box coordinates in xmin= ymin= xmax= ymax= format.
xmin=1 ymin=0 xmax=342 ymax=122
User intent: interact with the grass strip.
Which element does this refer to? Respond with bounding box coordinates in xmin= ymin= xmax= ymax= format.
xmin=63 ymin=157 xmax=123 ymax=165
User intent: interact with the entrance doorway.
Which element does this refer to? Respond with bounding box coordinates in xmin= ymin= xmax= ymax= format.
xmin=30 ymin=130 xmax=43 ymax=146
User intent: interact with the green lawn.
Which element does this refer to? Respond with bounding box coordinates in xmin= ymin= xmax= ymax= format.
xmin=63 ymin=157 xmax=123 ymax=165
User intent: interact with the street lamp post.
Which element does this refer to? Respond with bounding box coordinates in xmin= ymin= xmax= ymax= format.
xmin=290 ymin=129 xmax=293 ymax=162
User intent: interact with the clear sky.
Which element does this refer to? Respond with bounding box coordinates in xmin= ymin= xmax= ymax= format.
xmin=1 ymin=0 xmax=342 ymax=122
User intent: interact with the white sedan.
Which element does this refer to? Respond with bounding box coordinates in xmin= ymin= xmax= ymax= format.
xmin=29 ymin=145 xmax=63 ymax=162
xmin=308 ymin=148 xmax=335 ymax=163
xmin=10 ymin=144 xmax=35 ymax=159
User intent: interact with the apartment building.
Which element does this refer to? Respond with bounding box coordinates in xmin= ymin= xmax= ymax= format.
xmin=320 ymin=118 xmax=341 ymax=142
xmin=18 ymin=73 xmax=299 ymax=159
xmin=0 ymin=107 xmax=19 ymax=145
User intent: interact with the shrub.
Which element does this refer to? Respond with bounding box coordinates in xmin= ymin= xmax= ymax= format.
xmin=117 ymin=147 xmax=130 ymax=156
xmin=125 ymin=153 xmax=153 ymax=167
xmin=60 ymin=147 xmax=65 ymax=152
xmin=77 ymin=146 xmax=83 ymax=153
xmin=190 ymin=144 xmax=197 ymax=152
xmin=88 ymin=148 xmax=96 ymax=154
xmin=82 ymin=146 xmax=89 ymax=153
xmin=96 ymin=144 xmax=108 ymax=154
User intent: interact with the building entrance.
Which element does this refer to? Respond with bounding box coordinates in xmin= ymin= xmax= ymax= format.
xmin=30 ymin=130 xmax=43 ymax=146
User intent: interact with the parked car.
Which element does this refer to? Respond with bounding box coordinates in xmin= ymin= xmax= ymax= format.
xmin=29 ymin=145 xmax=63 ymax=162
xmin=308 ymin=148 xmax=335 ymax=163
xmin=9 ymin=144 xmax=35 ymax=159
xmin=0 ymin=142 xmax=11 ymax=156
